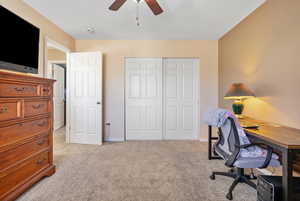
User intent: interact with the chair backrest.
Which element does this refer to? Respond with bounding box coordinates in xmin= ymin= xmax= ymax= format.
xmin=214 ymin=117 xmax=241 ymax=161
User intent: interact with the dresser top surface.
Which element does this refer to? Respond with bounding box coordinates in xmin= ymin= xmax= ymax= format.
xmin=0 ymin=71 xmax=55 ymax=84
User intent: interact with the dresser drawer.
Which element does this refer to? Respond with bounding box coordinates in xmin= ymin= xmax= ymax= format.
xmin=0 ymin=83 xmax=39 ymax=97
xmin=0 ymin=151 xmax=49 ymax=197
xmin=0 ymin=134 xmax=49 ymax=170
xmin=0 ymin=99 xmax=23 ymax=121
xmin=24 ymin=99 xmax=50 ymax=117
xmin=41 ymin=85 xmax=52 ymax=97
xmin=0 ymin=118 xmax=50 ymax=147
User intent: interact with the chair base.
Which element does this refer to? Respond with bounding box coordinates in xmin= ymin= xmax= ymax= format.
xmin=210 ymin=168 xmax=257 ymax=200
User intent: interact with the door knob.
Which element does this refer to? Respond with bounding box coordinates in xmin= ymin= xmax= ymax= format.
xmin=97 ymin=102 xmax=101 ymax=105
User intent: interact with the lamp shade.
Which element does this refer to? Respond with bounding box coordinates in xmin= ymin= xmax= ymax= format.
xmin=224 ymin=83 xmax=255 ymax=100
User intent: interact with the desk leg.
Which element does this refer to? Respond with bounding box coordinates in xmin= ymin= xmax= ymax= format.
xmin=208 ymin=125 xmax=212 ymax=160
xmin=282 ymin=149 xmax=294 ymax=201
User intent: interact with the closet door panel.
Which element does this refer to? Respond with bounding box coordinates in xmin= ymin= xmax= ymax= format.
xmin=125 ymin=58 xmax=163 ymax=140
xmin=164 ymin=59 xmax=199 ymax=140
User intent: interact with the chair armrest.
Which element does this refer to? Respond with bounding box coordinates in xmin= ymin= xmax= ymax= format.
xmin=225 ymin=149 xmax=240 ymax=167
xmin=258 ymin=145 xmax=273 ymax=169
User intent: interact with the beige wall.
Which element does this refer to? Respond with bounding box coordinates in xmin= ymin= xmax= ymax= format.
xmin=219 ymin=0 xmax=300 ymax=129
xmin=0 ymin=0 xmax=75 ymax=76
xmin=76 ymin=40 xmax=219 ymax=141
xmin=48 ymin=48 xmax=66 ymax=61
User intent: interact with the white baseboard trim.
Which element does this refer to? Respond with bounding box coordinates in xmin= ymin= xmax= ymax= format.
xmin=199 ymin=138 xmax=208 ymax=142
xmin=105 ymin=138 xmax=125 ymax=142
xmin=256 ymin=168 xmax=272 ymax=175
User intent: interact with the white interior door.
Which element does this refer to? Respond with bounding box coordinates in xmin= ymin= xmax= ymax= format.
xmin=53 ymin=64 xmax=65 ymax=130
xmin=67 ymin=52 xmax=102 ymax=145
xmin=125 ymin=58 xmax=163 ymax=140
xmin=164 ymin=58 xmax=199 ymax=140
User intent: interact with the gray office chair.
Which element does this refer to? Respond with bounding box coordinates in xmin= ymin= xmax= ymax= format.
xmin=210 ymin=117 xmax=280 ymax=200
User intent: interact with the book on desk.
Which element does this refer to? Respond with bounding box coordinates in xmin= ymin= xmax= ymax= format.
xmin=240 ymin=121 xmax=259 ymax=129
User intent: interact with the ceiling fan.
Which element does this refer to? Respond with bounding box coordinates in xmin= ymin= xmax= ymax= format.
xmin=109 ymin=0 xmax=164 ymax=16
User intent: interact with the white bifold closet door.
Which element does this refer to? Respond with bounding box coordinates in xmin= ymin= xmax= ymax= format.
xmin=125 ymin=58 xmax=199 ymax=140
xmin=163 ymin=58 xmax=199 ymax=140
xmin=125 ymin=58 xmax=163 ymax=140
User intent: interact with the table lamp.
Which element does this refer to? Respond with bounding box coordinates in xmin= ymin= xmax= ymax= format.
xmin=224 ymin=83 xmax=255 ymax=118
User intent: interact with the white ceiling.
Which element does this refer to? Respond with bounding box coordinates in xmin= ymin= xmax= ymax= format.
xmin=23 ymin=0 xmax=265 ymax=40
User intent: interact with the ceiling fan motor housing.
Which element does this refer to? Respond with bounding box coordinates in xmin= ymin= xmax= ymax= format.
xmin=109 ymin=0 xmax=163 ymax=16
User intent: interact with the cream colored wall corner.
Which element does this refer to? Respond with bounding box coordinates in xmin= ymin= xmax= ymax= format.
xmin=219 ymin=0 xmax=300 ymax=129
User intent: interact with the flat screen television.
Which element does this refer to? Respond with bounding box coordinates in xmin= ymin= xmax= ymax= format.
xmin=0 ymin=5 xmax=40 ymax=74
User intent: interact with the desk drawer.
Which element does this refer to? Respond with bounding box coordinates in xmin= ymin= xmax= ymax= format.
xmin=0 ymin=99 xmax=22 ymax=121
xmin=0 ymin=134 xmax=49 ymax=170
xmin=0 ymin=118 xmax=50 ymax=147
xmin=0 ymin=151 xmax=49 ymax=197
xmin=0 ymin=83 xmax=39 ymax=97
xmin=24 ymin=99 xmax=50 ymax=117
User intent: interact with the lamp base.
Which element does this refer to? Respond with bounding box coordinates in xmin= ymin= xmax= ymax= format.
xmin=234 ymin=114 xmax=244 ymax=119
xmin=232 ymin=100 xmax=244 ymax=119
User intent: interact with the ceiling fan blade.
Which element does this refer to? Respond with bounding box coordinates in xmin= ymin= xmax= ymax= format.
xmin=144 ymin=0 xmax=163 ymax=15
xmin=109 ymin=0 xmax=127 ymax=11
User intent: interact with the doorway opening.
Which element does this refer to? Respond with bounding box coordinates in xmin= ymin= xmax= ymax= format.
xmin=45 ymin=37 xmax=70 ymax=146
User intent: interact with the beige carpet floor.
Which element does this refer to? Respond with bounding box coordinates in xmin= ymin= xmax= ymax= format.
xmin=17 ymin=128 xmax=259 ymax=201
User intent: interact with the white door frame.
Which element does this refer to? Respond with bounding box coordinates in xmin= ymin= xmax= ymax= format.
xmin=44 ymin=37 xmax=71 ymax=143
xmin=48 ymin=60 xmax=66 ymax=77
xmin=48 ymin=60 xmax=66 ymax=66
xmin=44 ymin=37 xmax=70 ymax=78
xmin=124 ymin=57 xmax=201 ymax=141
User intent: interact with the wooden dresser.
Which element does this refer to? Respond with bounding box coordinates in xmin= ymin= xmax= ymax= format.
xmin=0 ymin=71 xmax=55 ymax=201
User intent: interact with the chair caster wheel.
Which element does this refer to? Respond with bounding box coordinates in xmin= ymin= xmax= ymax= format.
xmin=210 ymin=174 xmax=215 ymax=180
xmin=226 ymin=193 xmax=233 ymax=200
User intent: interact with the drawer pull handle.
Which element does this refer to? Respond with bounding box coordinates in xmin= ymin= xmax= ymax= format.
xmin=37 ymin=138 xmax=46 ymax=145
xmin=14 ymin=87 xmax=26 ymax=92
xmin=32 ymin=104 xmax=44 ymax=109
xmin=37 ymin=121 xmax=47 ymax=127
xmin=0 ymin=107 xmax=8 ymax=114
xmin=37 ymin=158 xmax=46 ymax=165
xmin=43 ymin=88 xmax=50 ymax=92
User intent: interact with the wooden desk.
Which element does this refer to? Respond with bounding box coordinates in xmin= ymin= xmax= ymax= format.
xmin=208 ymin=117 xmax=300 ymax=201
